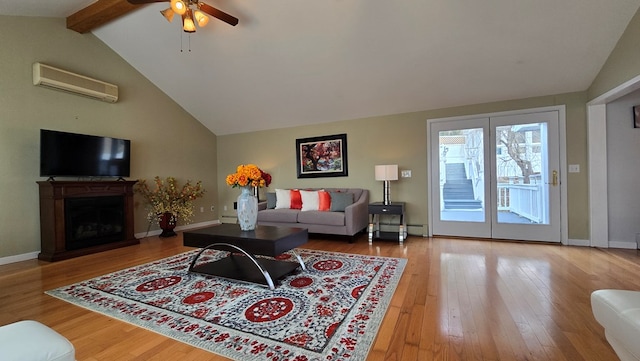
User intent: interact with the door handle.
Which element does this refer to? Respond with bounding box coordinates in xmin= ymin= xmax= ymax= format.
xmin=552 ymin=170 xmax=558 ymax=186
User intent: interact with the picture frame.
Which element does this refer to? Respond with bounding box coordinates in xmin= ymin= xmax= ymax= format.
xmin=296 ymin=133 xmax=348 ymax=178
xmin=634 ymin=105 xmax=640 ymax=128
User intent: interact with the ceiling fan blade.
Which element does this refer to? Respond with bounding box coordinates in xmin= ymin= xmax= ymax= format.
xmin=126 ymin=0 xmax=168 ymax=4
xmin=199 ymin=2 xmax=239 ymax=26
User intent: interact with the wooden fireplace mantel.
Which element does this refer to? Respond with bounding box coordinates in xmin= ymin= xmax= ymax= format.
xmin=37 ymin=180 xmax=139 ymax=261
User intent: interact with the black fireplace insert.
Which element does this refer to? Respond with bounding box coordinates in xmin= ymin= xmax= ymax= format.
xmin=64 ymin=195 xmax=125 ymax=250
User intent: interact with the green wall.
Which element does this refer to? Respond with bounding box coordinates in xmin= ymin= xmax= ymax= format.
xmin=589 ymin=9 xmax=640 ymax=100
xmin=218 ymin=92 xmax=590 ymax=239
xmin=0 ymin=16 xmax=219 ymax=258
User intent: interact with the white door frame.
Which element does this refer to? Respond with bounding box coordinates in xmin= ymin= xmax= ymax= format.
xmin=426 ymin=105 xmax=568 ymax=244
xmin=587 ymin=74 xmax=640 ymax=248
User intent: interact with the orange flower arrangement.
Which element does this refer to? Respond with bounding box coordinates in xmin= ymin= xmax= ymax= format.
xmin=226 ymin=164 xmax=272 ymax=188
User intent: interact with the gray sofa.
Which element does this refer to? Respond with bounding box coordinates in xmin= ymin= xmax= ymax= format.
xmin=257 ymin=188 xmax=369 ymax=238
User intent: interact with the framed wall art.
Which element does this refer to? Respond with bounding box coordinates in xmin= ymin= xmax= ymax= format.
xmin=296 ymin=133 xmax=348 ymax=178
xmin=634 ymin=105 xmax=640 ymax=128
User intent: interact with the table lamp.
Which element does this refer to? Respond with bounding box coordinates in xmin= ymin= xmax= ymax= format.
xmin=375 ymin=164 xmax=398 ymax=205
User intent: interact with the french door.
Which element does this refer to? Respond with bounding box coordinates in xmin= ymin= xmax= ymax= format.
xmin=428 ymin=109 xmax=563 ymax=242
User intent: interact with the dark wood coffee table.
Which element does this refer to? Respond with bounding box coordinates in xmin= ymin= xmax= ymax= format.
xmin=183 ymin=224 xmax=308 ymax=289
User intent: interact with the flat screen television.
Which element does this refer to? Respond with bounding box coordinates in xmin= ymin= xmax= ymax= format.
xmin=40 ymin=129 xmax=131 ymax=178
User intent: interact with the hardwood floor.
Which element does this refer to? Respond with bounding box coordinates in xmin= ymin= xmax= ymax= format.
xmin=0 ymin=232 xmax=635 ymax=360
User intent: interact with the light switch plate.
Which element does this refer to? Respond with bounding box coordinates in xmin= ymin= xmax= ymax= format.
xmin=401 ymin=170 xmax=412 ymax=178
xmin=568 ymin=164 xmax=580 ymax=173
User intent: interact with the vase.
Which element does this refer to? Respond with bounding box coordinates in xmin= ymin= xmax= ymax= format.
xmin=158 ymin=212 xmax=177 ymax=238
xmin=237 ymin=186 xmax=258 ymax=231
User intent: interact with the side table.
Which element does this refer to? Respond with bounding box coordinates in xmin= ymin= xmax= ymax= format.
xmin=368 ymin=202 xmax=407 ymax=244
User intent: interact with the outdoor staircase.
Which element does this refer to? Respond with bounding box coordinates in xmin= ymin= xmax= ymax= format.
xmin=443 ymin=163 xmax=483 ymax=210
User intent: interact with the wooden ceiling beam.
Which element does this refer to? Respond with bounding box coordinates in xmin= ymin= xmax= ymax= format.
xmin=66 ymin=0 xmax=141 ymax=34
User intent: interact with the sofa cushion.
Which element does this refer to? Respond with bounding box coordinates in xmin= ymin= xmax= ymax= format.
xmin=275 ymin=189 xmax=291 ymax=209
xmin=266 ymin=192 xmax=276 ymax=209
xmin=330 ymin=192 xmax=354 ymax=212
xmin=290 ymin=189 xmax=302 ymax=209
xmin=297 ymin=210 xmax=345 ymax=226
xmin=318 ymin=190 xmax=331 ymax=211
xmin=325 ymin=188 xmax=363 ymax=201
xmin=257 ymin=208 xmax=300 ymax=223
xmin=300 ymin=190 xmax=320 ymax=211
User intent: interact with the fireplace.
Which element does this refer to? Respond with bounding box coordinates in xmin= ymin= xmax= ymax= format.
xmin=37 ymin=180 xmax=139 ymax=261
xmin=65 ymin=196 xmax=125 ymax=250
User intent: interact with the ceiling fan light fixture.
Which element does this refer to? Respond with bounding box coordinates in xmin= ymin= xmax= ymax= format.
xmin=146 ymin=0 xmax=239 ymax=31
xmin=182 ymin=9 xmax=197 ymax=33
xmin=170 ymin=0 xmax=187 ymax=16
xmin=160 ymin=8 xmax=175 ymax=22
xmin=194 ymin=10 xmax=209 ymax=27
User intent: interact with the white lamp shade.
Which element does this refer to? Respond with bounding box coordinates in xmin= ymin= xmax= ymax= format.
xmin=375 ymin=165 xmax=398 ymax=181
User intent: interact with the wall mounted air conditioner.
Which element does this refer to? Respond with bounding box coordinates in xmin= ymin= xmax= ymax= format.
xmin=32 ymin=62 xmax=118 ymax=103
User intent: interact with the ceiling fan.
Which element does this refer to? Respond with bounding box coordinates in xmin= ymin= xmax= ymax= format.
xmin=127 ymin=0 xmax=238 ymax=32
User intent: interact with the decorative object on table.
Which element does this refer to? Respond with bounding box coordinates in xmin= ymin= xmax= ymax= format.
xmin=237 ymin=186 xmax=258 ymax=231
xmin=375 ymin=164 xmax=398 ymax=205
xmin=226 ymin=164 xmax=271 ymax=231
xmin=134 ymin=176 xmax=205 ymax=237
xmin=252 ymin=169 xmax=271 ymax=200
xmin=296 ymin=133 xmax=348 ymax=178
xmin=46 ymin=248 xmax=406 ymax=361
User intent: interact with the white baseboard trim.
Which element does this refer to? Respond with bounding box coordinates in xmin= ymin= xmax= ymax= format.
xmin=135 ymin=220 xmax=221 ymax=239
xmin=608 ymin=240 xmax=637 ymax=249
xmin=0 ymin=251 xmax=40 ymax=265
xmin=566 ymin=238 xmax=638 ymax=249
xmin=566 ymin=238 xmax=590 ymax=247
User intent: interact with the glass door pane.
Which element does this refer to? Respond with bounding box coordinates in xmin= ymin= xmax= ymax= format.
xmin=439 ymin=128 xmax=485 ymax=222
xmin=495 ymin=122 xmax=549 ymax=224
xmin=429 ymin=118 xmax=491 ymax=238
xmin=490 ymin=111 xmax=561 ymax=242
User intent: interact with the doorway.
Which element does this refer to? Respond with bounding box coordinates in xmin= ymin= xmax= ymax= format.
xmin=588 ymin=74 xmax=640 ymax=248
xmin=427 ymin=107 xmax=567 ymax=243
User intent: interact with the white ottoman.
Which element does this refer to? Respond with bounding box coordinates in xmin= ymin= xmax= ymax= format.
xmin=0 ymin=320 xmax=75 ymax=361
xmin=591 ymin=289 xmax=640 ymax=361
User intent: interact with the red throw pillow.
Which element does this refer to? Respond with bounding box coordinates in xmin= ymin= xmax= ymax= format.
xmin=290 ymin=189 xmax=302 ymax=209
xmin=318 ymin=190 xmax=331 ymax=211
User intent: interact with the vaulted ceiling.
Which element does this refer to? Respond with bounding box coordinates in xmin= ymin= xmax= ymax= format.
xmin=2 ymin=0 xmax=640 ymax=135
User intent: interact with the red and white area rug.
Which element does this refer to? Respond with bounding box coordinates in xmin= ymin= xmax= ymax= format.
xmin=46 ymin=249 xmax=406 ymax=360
